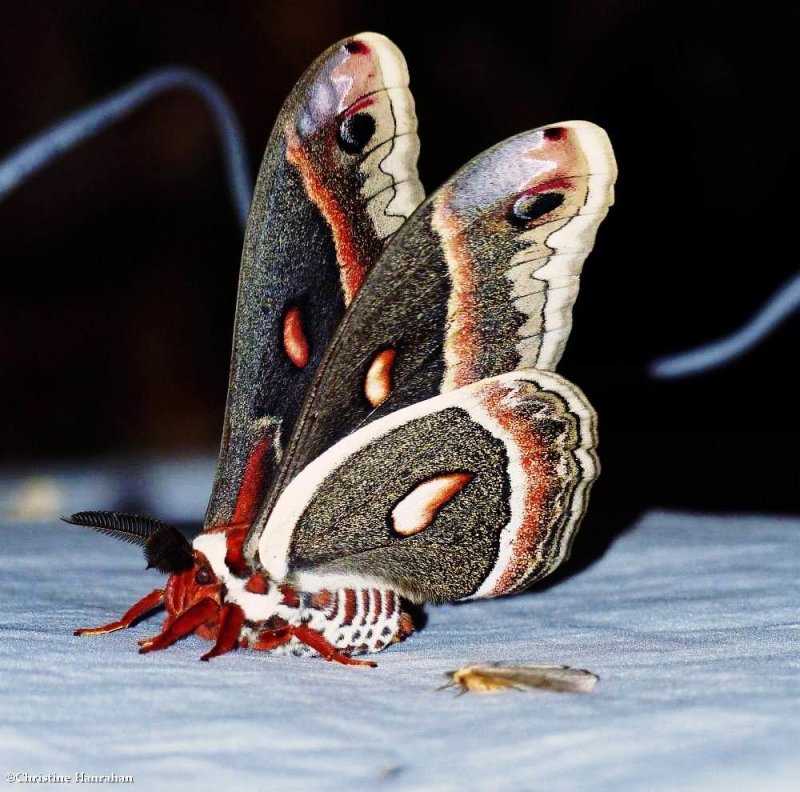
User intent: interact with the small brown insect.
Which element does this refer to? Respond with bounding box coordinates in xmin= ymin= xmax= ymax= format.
xmin=441 ymin=663 xmax=599 ymax=694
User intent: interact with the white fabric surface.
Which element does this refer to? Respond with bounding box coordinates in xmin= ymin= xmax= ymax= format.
xmin=1 ymin=511 xmax=798 ymax=791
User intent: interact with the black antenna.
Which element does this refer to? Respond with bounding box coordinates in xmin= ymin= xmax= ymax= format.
xmin=62 ymin=511 xmax=194 ymax=574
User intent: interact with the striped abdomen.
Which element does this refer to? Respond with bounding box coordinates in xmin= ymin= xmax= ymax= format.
xmin=311 ymin=587 xmax=409 ymax=654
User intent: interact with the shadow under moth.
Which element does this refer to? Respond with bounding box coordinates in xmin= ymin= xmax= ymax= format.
xmin=64 ymin=32 xmax=617 ymax=666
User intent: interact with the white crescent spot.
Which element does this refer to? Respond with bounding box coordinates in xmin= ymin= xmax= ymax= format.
xmin=391 ymin=472 xmax=473 ymax=537
xmin=364 ymin=347 xmax=396 ymax=407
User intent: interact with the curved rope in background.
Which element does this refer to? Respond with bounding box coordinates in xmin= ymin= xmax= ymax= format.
xmin=650 ymin=273 xmax=800 ymax=379
xmin=2 ymin=66 xmax=796 ymax=382
xmin=0 ymin=67 xmax=253 ymax=228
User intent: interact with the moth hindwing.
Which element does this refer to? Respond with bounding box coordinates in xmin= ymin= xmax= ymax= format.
xmin=257 ymin=370 xmax=599 ymax=603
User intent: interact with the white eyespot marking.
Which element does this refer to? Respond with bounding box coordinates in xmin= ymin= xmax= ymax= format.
xmin=364 ymin=347 xmax=396 ymax=407
xmin=391 ymin=472 xmax=473 ymax=537
xmin=283 ymin=306 xmax=310 ymax=368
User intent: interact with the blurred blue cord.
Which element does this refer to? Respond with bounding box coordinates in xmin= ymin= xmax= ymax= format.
xmin=5 ymin=67 xmax=795 ymax=382
xmin=650 ymin=273 xmax=800 ymax=379
xmin=0 ymin=66 xmax=253 ymax=228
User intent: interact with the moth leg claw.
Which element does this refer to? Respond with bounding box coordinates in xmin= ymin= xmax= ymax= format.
xmin=74 ymin=588 xmax=164 ymax=637
xmin=74 ymin=623 xmax=127 ymax=637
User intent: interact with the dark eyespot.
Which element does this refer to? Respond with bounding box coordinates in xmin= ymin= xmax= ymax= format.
xmin=544 ymin=127 xmax=565 ymax=140
xmin=509 ymin=192 xmax=565 ymax=227
xmin=344 ymin=40 xmax=369 ymax=55
xmin=195 ymin=567 xmax=212 ymax=585
xmin=337 ymin=113 xmax=376 ymax=154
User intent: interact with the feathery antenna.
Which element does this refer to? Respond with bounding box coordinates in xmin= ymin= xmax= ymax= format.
xmin=62 ymin=511 xmax=194 ymax=574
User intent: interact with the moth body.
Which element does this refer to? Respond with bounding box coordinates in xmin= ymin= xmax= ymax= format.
xmin=66 ymin=512 xmax=411 ymax=665
xmin=192 ymin=530 xmax=411 ymax=658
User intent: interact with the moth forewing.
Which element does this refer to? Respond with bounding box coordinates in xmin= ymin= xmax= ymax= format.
xmin=205 ymin=32 xmax=424 ymax=531
xmin=250 ymin=121 xmax=616 ymax=517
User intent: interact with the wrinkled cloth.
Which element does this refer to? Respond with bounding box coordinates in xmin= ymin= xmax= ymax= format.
xmin=1 ymin=511 xmax=797 ymax=791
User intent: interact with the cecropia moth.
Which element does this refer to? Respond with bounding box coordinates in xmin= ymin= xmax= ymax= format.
xmin=65 ymin=32 xmax=617 ymax=666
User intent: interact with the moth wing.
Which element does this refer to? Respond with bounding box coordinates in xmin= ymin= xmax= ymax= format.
xmin=485 ymin=664 xmax=598 ymax=693
xmin=255 ymin=370 xmax=598 ymax=602
xmin=263 ymin=121 xmax=616 ymax=501
xmin=450 ymin=664 xmax=598 ymax=693
xmin=205 ymin=33 xmax=423 ymax=529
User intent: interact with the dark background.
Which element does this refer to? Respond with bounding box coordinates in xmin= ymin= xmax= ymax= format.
xmin=2 ymin=2 xmax=797 ymax=539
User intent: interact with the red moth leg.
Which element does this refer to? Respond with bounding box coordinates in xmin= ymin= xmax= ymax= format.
xmin=251 ymin=626 xmax=293 ymax=652
xmin=200 ymin=603 xmax=245 ymax=662
xmin=250 ymin=625 xmax=376 ymax=667
xmin=74 ymin=588 xmax=164 ymax=636
xmin=291 ymin=625 xmax=377 ymax=668
xmin=138 ymin=598 xmax=219 ymax=654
